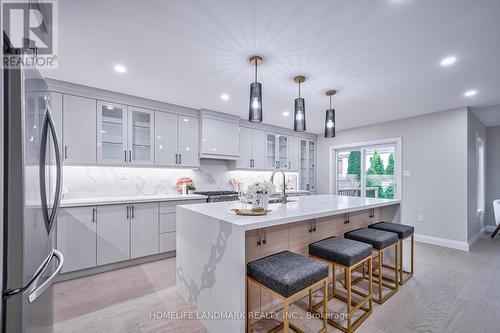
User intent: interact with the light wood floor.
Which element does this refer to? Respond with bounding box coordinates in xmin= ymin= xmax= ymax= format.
xmin=54 ymin=234 xmax=500 ymax=333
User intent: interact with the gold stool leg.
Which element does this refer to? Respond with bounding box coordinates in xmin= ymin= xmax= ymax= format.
xmin=346 ymin=266 xmax=352 ymax=332
xmin=378 ymin=250 xmax=383 ymax=303
xmin=399 ymin=239 xmax=404 ymax=285
xmin=322 ymin=279 xmax=328 ymax=332
xmin=368 ymin=257 xmax=373 ymax=311
xmin=246 ymin=276 xmax=251 ymax=333
xmin=283 ymin=299 xmax=289 ymax=333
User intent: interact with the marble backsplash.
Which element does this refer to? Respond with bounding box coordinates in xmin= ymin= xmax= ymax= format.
xmin=62 ymin=160 xmax=299 ymax=199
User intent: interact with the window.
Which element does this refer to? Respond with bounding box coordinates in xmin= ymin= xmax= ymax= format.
xmin=477 ymin=134 xmax=485 ymax=215
xmin=330 ymin=138 xmax=401 ymax=199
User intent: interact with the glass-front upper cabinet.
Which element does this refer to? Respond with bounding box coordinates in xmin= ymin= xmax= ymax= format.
xmin=97 ymin=101 xmax=128 ymax=164
xmin=128 ymin=107 xmax=154 ymax=165
xmin=308 ymin=141 xmax=315 ymax=192
xmin=278 ymin=136 xmax=288 ymax=169
xmin=266 ymin=133 xmax=288 ymax=169
xmin=266 ymin=134 xmax=276 ymax=169
xmin=299 ymin=139 xmax=316 ymax=193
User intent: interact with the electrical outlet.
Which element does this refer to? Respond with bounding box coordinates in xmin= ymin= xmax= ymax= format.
xmin=417 ymin=214 xmax=424 ymax=223
xmin=403 ymin=170 xmax=411 ymax=177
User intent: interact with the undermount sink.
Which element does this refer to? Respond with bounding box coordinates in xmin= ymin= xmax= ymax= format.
xmin=268 ymin=197 xmax=298 ymax=204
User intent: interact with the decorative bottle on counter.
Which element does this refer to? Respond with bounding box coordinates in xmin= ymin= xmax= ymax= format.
xmin=182 ymin=183 xmax=187 ymax=195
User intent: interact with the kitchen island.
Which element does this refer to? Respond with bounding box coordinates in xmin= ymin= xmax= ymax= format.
xmin=176 ymin=195 xmax=400 ymax=333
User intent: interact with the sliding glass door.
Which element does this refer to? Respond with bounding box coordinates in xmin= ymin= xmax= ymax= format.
xmin=333 ymin=140 xmax=400 ymax=199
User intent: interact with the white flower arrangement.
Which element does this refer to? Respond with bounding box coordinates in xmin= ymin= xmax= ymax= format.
xmin=247 ymin=181 xmax=276 ymax=195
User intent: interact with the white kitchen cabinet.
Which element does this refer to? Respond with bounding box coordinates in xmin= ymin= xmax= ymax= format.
xmin=97 ymin=102 xmax=154 ymax=165
xmin=63 ymin=94 xmax=96 ymax=164
xmin=252 ymin=130 xmax=267 ymax=169
xmin=57 ymin=206 xmax=97 ymax=273
xmin=97 ymin=204 xmax=130 ymax=265
xmin=287 ymin=136 xmax=299 ymax=171
xmin=154 ymin=111 xmax=178 ymax=166
xmin=200 ymin=111 xmax=240 ymax=159
xmin=236 ymin=127 xmax=266 ymax=169
xmin=236 ymin=127 xmax=252 ymax=168
xmin=155 ymin=112 xmax=199 ymax=167
xmin=130 ymin=203 xmax=158 ymax=259
xmin=266 ymin=134 xmax=288 ymax=169
xmin=299 ymin=139 xmax=316 ymax=193
xmin=128 ymin=107 xmax=154 ymax=165
xmin=159 ymin=232 xmax=176 ymax=253
xmin=177 ymin=115 xmax=199 ymax=166
xmin=97 ymin=101 xmax=128 ymax=164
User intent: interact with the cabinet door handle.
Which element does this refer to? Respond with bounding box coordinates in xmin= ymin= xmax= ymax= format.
xmin=131 ymin=205 xmax=134 ymax=219
xmin=124 ymin=150 xmax=127 ymax=162
xmin=179 ymin=154 xmax=182 ymax=165
xmin=91 ymin=208 xmax=96 ymax=223
xmin=262 ymin=228 xmax=267 ymax=245
xmin=288 ymin=161 xmax=291 ymax=169
xmin=308 ymin=222 xmax=312 ymax=233
xmin=175 ymin=153 xmax=178 ymax=164
xmin=128 ymin=150 xmax=132 ymax=162
xmin=313 ymin=220 xmax=317 ymax=232
xmin=64 ymin=146 xmax=68 ymax=159
xmin=126 ymin=206 xmax=130 ymax=219
xmin=257 ymin=229 xmax=261 ymax=246
xmin=249 ymin=159 xmax=252 ymax=168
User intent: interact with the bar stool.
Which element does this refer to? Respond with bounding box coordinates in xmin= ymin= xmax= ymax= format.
xmin=368 ymin=222 xmax=414 ymax=285
xmin=246 ymin=251 xmax=329 ymax=333
xmin=308 ymin=236 xmax=373 ymax=333
xmin=344 ymin=228 xmax=399 ymax=304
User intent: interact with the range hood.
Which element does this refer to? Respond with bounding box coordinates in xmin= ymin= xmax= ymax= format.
xmin=199 ymin=109 xmax=241 ymax=160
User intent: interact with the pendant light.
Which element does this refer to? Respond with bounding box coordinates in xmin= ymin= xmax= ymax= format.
xmin=324 ymin=90 xmax=336 ymax=138
xmin=248 ymin=56 xmax=263 ymax=122
xmin=293 ymin=76 xmax=306 ymax=132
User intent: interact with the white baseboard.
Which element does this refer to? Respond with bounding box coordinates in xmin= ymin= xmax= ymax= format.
xmin=484 ymin=225 xmax=496 ymax=233
xmin=414 ymin=233 xmax=469 ymax=252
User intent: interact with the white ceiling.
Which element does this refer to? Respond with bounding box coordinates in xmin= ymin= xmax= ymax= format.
xmin=473 ymin=104 xmax=500 ymax=127
xmin=43 ymin=0 xmax=500 ymax=134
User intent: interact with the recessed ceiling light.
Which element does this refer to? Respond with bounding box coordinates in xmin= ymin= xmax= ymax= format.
xmin=114 ymin=64 xmax=126 ymax=73
xmin=464 ymin=90 xmax=477 ymax=97
xmin=282 ymin=111 xmax=290 ymax=117
xmin=220 ymin=94 xmax=229 ymax=101
xmin=440 ymin=56 xmax=457 ymax=66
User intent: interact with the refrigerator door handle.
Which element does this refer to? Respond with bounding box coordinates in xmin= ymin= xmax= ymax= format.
xmin=2 ymin=249 xmax=64 ymax=301
xmin=28 ymin=249 xmax=64 ymax=303
xmin=39 ymin=104 xmax=63 ymax=233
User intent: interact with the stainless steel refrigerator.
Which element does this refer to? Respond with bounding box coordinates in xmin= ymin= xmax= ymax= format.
xmin=2 ymin=54 xmax=64 ymax=332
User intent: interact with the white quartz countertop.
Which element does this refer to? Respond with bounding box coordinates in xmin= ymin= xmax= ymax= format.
xmin=60 ymin=194 xmax=207 ymax=207
xmin=178 ymin=194 xmax=400 ymax=230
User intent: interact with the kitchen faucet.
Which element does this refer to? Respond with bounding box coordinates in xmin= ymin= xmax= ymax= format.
xmin=270 ymin=168 xmax=288 ymax=204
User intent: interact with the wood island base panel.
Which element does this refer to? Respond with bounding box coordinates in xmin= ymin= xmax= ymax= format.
xmin=176 ymin=194 xmax=400 ymax=333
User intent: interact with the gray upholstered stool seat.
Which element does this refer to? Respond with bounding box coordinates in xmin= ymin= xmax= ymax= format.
xmin=309 ymin=236 xmax=373 ymax=267
xmin=368 ymin=222 xmax=414 ymax=239
xmin=345 ymin=228 xmax=398 ymax=250
xmin=247 ymin=250 xmax=329 ymax=298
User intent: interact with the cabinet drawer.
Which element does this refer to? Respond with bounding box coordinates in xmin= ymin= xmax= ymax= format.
xmin=159 ymin=232 xmax=176 ymax=252
xmin=159 ymin=200 xmax=206 ymax=214
xmin=159 ymin=213 xmax=176 ymax=233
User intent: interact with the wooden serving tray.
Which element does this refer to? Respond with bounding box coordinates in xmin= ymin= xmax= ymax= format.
xmin=231 ymin=208 xmax=271 ymax=216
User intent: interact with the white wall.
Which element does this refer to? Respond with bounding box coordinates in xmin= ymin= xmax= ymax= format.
xmin=486 ymin=125 xmax=500 ymax=227
xmin=317 ymin=108 xmax=469 ymax=243
xmin=466 ymin=110 xmax=486 ymax=240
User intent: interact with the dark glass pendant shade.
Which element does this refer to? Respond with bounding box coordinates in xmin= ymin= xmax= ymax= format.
xmin=294 ymin=97 xmax=306 ymax=132
xmin=324 ymin=108 xmax=335 ymax=138
xmin=249 ymin=81 xmax=263 ymax=122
